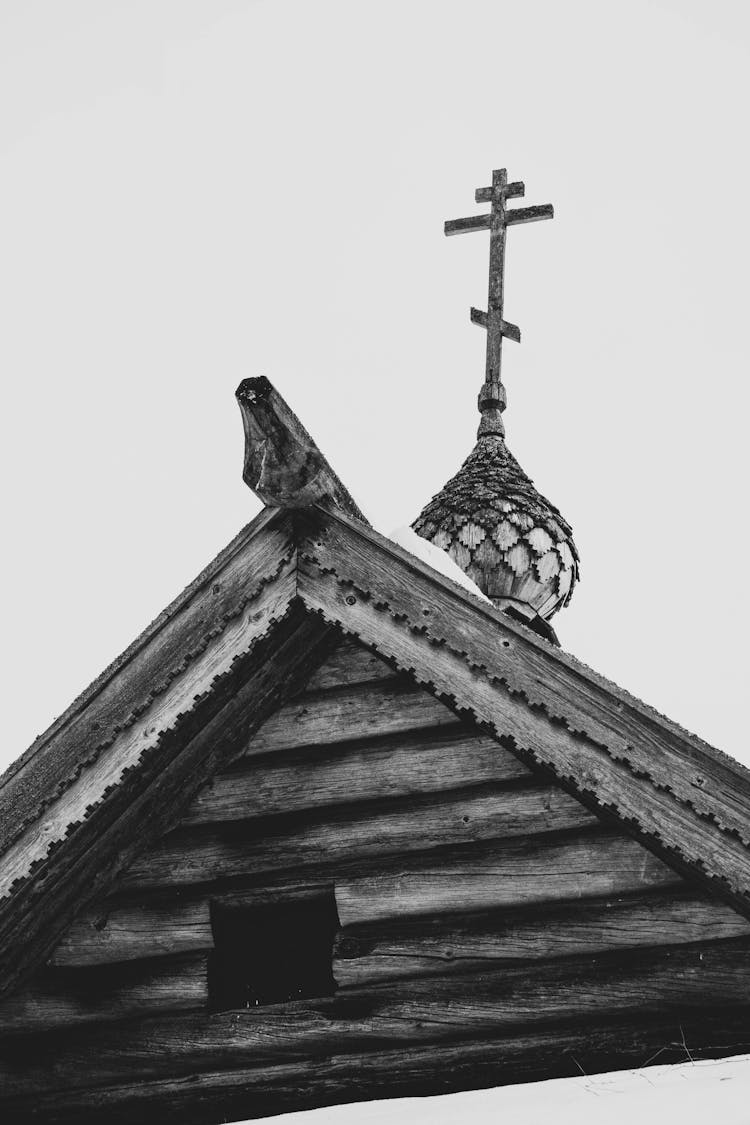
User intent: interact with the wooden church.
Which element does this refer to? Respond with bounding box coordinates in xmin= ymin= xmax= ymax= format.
xmin=2 ymin=168 xmax=750 ymax=1123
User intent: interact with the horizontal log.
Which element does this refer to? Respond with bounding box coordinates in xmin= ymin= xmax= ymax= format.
xmin=303 ymin=640 xmax=396 ymax=692
xmin=244 ymin=679 xmax=460 ymax=756
xmin=122 ymin=785 xmax=598 ymax=889
xmin=4 ymin=1009 xmax=749 ymax=1124
xmin=333 ymin=888 xmax=750 ymax=985
xmin=0 ymin=953 xmax=208 ymax=1036
xmin=182 ymin=728 xmax=531 ymax=825
xmin=298 ymin=512 xmax=750 ymax=917
xmin=336 ymin=830 xmax=681 ymax=925
xmin=50 ymin=897 xmax=213 ymax=968
xmin=5 ymin=1012 xmax=750 ymax=1124
xmin=3 ymin=942 xmax=750 ymax=1103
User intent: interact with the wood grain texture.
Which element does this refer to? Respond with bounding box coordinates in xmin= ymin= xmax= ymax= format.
xmin=298 ymin=510 xmax=750 ymax=894
xmin=0 ymin=507 xmax=290 ymax=860
xmin=243 ymin=679 xmax=460 ymax=757
xmin=5 ymin=1012 xmax=750 ymax=1124
xmin=49 ymin=896 xmax=213 ymax=968
xmin=303 ymin=639 xmax=396 ymax=692
xmin=333 ymin=888 xmax=750 ymax=985
xmin=182 ymin=727 xmax=531 ymax=825
xmin=0 ymin=953 xmax=208 ymax=1036
xmin=0 ymin=610 xmax=338 ymax=999
xmin=298 ymin=518 xmax=750 ymax=914
xmin=336 ymin=829 xmax=681 ymax=925
xmin=0 ymin=559 xmax=298 ymax=903
xmin=236 ymin=377 xmax=367 ymax=521
xmin=121 ymin=786 xmax=598 ymax=890
xmin=6 ymin=1015 xmax=750 ymax=1123
xmin=3 ymin=942 xmax=750 ymax=1104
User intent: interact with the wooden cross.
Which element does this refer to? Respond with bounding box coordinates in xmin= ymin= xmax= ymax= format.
xmin=445 ymin=168 xmax=553 ymax=413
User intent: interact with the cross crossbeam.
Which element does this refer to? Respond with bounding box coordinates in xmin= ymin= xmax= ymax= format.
xmin=445 ymin=167 xmax=553 ymax=434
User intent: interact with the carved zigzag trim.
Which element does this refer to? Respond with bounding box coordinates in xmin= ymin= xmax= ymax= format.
xmin=0 ymin=555 xmax=297 ymax=902
xmin=298 ymin=552 xmax=750 ymax=910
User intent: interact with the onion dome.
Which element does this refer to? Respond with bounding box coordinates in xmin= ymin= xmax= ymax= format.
xmin=413 ymin=165 xmax=580 ymax=638
xmin=412 ymin=432 xmax=579 ymax=623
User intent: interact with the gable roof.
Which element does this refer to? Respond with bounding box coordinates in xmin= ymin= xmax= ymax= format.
xmin=2 ymin=378 xmax=750 ymax=1002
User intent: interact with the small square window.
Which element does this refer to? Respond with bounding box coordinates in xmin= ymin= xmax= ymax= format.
xmin=208 ymin=889 xmax=338 ymax=1009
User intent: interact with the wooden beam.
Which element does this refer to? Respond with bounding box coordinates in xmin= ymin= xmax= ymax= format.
xmin=236 ymin=376 xmax=367 ymax=520
xmin=50 ymin=897 xmax=213 ymax=968
xmin=0 ymin=609 xmax=339 ymax=999
xmin=336 ymin=830 xmax=680 ymax=926
xmin=297 ymin=509 xmax=750 ymax=915
xmin=333 ymin=888 xmax=750 ymax=985
xmin=303 ymin=639 xmax=396 ymax=692
xmin=444 ymin=213 xmax=491 ymax=236
xmin=180 ymin=727 xmax=532 ymax=826
xmin=0 ymin=954 xmax=208 ymax=1036
xmin=121 ymin=786 xmax=598 ymax=890
xmin=0 ymin=507 xmax=290 ymax=867
xmin=505 ymin=203 xmax=554 ymax=225
xmin=3 ymin=945 xmax=750 ymax=1110
xmin=475 ymin=181 xmax=525 ymax=202
xmin=242 ymin=678 xmax=460 ymax=758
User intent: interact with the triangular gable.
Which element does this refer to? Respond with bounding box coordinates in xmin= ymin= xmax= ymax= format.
xmin=2 ymin=500 xmax=750 ymax=1005
xmin=3 ymin=635 xmax=750 ymax=1122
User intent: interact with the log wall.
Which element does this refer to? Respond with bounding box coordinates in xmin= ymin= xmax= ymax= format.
xmin=3 ymin=637 xmax=750 ymax=1122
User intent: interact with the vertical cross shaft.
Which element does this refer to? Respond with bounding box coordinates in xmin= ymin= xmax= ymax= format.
xmin=486 ymin=168 xmax=508 ymax=388
xmin=445 ymin=167 xmax=553 ymax=438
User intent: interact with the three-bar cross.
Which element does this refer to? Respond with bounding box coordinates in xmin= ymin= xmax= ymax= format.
xmin=445 ymin=168 xmax=553 ymax=433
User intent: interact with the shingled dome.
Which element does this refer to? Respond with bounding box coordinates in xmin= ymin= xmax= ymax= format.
xmin=413 ymin=433 xmax=578 ymax=620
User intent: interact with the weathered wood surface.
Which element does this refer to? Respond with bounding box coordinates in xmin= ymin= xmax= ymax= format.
xmin=243 ymin=679 xmax=460 ymax=757
xmin=3 ymin=941 xmax=750 ymax=1099
xmin=50 ymin=896 xmax=213 ymax=968
xmin=0 ymin=507 xmax=289 ymax=860
xmin=302 ymin=639 xmax=396 ymax=692
xmin=236 ymin=377 xmax=367 ymax=521
xmin=122 ymin=787 xmax=598 ymax=889
xmin=0 ymin=609 xmax=338 ymax=999
xmin=333 ymin=888 xmax=750 ymax=985
xmin=182 ymin=728 xmax=531 ymax=825
xmin=0 ymin=953 xmax=208 ymax=1036
xmin=5 ymin=1009 xmax=750 ymax=1124
xmin=5 ymin=1011 xmax=750 ymax=1123
xmin=336 ymin=830 xmax=681 ymax=925
xmin=298 ymin=517 xmax=750 ymax=914
xmin=300 ymin=512 xmax=750 ymax=852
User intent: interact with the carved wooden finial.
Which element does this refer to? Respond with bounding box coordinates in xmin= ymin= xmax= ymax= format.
xmin=236 ymin=377 xmax=367 ymax=522
xmin=445 ymin=167 xmax=553 ymax=438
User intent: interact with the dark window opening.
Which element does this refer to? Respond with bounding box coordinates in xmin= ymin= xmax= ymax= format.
xmin=208 ymin=889 xmax=339 ymax=1010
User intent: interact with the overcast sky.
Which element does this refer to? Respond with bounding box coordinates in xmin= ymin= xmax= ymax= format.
xmin=1 ymin=0 xmax=749 ymax=782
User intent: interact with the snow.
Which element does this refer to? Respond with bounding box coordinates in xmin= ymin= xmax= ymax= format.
xmin=245 ymin=1054 xmax=750 ymax=1125
xmin=386 ymin=525 xmax=492 ymax=605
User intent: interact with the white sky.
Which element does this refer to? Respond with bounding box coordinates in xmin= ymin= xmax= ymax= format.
xmin=1 ymin=0 xmax=748 ymax=779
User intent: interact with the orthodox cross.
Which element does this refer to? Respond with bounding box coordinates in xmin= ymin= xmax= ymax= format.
xmin=445 ymin=168 xmax=553 ymax=436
